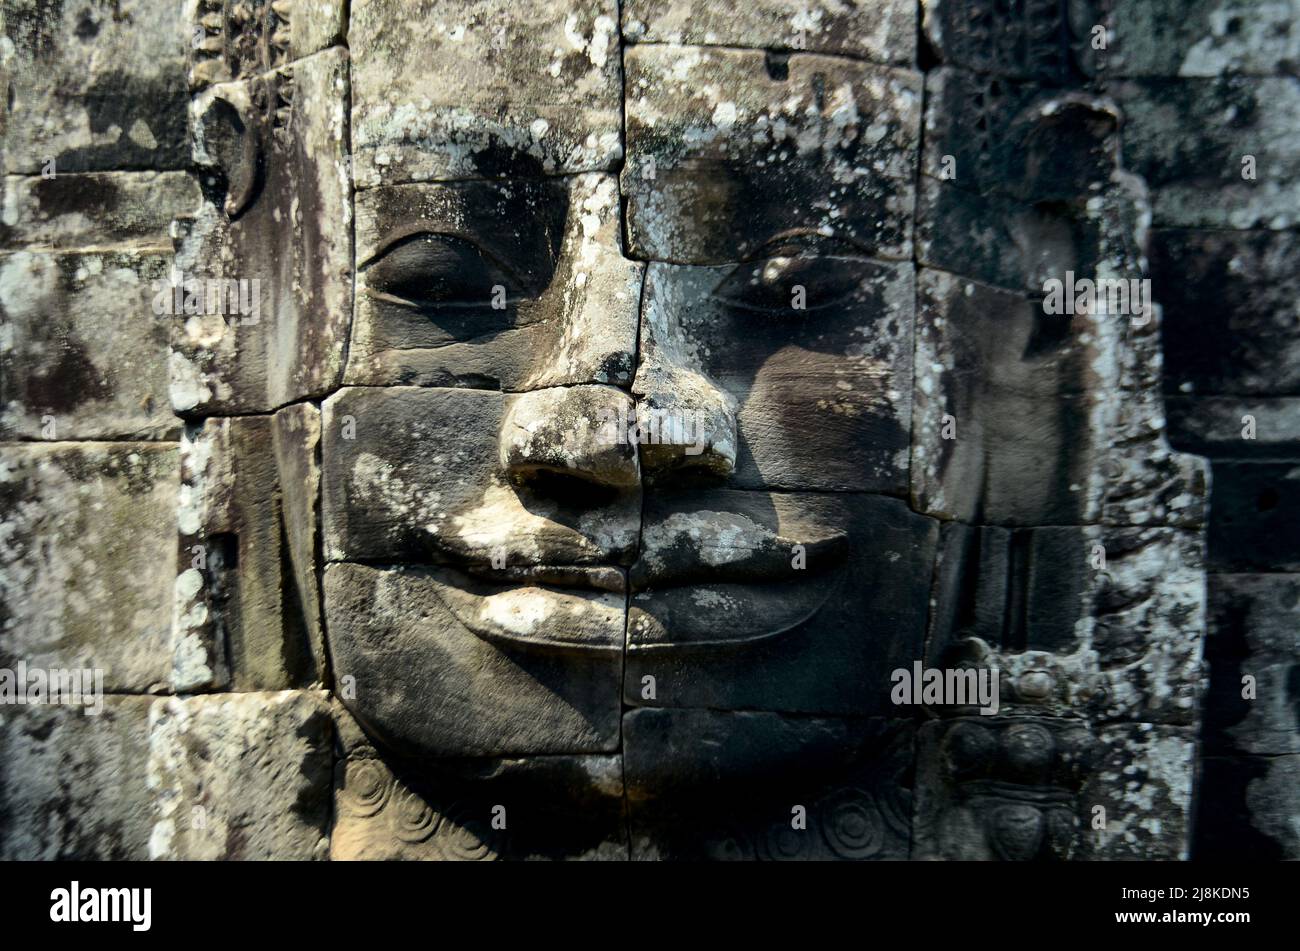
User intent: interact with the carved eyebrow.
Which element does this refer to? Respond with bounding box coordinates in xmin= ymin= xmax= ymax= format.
xmin=744 ymin=228 xmax=871 ymax=260
xmin=359 ymin=228 xmax=528 ymax=289
xmin=361 ymin=229 xmax=496 ymax=267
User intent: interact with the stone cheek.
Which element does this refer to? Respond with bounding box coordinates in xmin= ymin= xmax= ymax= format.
xmin=320 ymin=385 xmax=642 ymax=567
xmin=324 ymin=563 xmax=623 ymax=758
xmin=636 ymin=259 xmax=915 ymax=494
xmin=625 ymin=493 xmax=938 ymax=718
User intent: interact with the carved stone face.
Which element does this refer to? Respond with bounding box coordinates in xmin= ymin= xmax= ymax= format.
xmin=171 ymin=0 xmax=1207 ymax=861
xmin=310 ymin=2 xmax=940 ymax=860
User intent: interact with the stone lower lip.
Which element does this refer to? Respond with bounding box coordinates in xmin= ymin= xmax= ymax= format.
xmin=627 ymin=562 xmax=846 ymax=652
xmin=427 ymin=567 xmax=626 ymax=655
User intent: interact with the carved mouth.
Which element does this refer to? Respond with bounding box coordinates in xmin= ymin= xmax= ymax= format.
xmin=429 ymin=499 xmax=849 ymax=655
xmin=961 ymin=782 xmax=1075 ymax=807
xmin=626 ymin=502 xmax=850 ymax=651
xmin=432 ymin=555 xmax=845 ymax=656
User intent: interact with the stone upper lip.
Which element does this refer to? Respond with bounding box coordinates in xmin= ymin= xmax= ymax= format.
xmin=451 ymin=504 xmax=850 ymax=593
xmin=629 ymin=508 xmax=848 ymax=590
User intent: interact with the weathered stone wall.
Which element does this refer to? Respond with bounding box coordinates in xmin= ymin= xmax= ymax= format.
xmin=1115 ymin=0 xmax=1300 ymax=861
xmin=0 ymin=0 xmax=337 ymax=860
xmin=0 ymin=0 xmax=1292 ymax=861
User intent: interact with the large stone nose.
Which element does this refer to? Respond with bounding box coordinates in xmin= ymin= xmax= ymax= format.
xmin=500 ymin=385 xmax=641 ymax=490
xmin=631 ymin=365 xmax=737 ymax=479
xmin=630 ymin=267 xmax=739 ymax=480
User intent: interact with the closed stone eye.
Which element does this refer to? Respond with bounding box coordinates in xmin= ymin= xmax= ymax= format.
xmin=710 ymin=239 xmax=876 ymax=315
xmin=364 ymin=232 xmax=524 ymax=308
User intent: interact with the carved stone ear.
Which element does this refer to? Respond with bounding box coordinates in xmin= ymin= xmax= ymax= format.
xmin=192 ymin=85 xmax=264 ymax=219
xmin=1005 ymin=95 xmax=1122 ymax=202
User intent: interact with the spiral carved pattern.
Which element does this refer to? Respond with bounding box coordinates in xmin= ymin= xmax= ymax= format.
xmin=703 ymin=821 xmax=757 ymax=862
xmin=435 ymin=804 xmax=499 ymax=861
xmin=342 ymin=759 xmax=392 ymax=819
xmin=390 ymin=787 xmax=440 ymax=844
xmin=818 ymin=788 xmax=885 ymax=860
xmin=760 ymin=819 xmax=813 ymax=861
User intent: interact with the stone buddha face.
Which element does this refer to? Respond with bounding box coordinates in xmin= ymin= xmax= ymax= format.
xmin=181 ymin=0 xmax=1206 ymax=861
xmin=315 ymin=1 xmax=942 ymax=861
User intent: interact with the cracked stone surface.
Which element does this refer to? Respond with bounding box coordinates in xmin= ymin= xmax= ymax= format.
xmin=0 ymin=690 xmax=331 ymax=860
xmin=0 ymin=250 xmax=178 ymax=440
xmin=1105 ymin=0 xmax=1300 ymax=78
xmin=622 ymin=0 xmax=917 ymax=64
xmin=1203 ymin=574 xmax=1300 ymax=756
xmin=1113 ymin=77 xmax=1300 ymax=229
xmin=1 ymin=443 xmax=178 ymax=692
xmin=145 ymin=690 xmax=333 ymax=860
xmin=1076 ymin=722 xmax=1199 ymax=860
xmin=1 ymin=171 xmax=200 ymax=249
xmin=349 ymin=0 xmax=622 ymax=186
xmin=1 ymin=0 xmax=191 ymax=173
